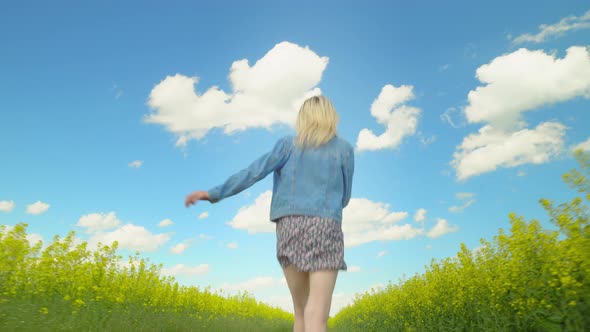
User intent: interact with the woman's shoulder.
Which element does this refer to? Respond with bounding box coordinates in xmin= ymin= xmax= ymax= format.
xmin=334 ymin=136 xmax=354 ymax=152
xmin=278 ymin=135 xmax=295 ymax=146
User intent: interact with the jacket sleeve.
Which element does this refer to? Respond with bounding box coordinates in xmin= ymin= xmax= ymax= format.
xmin=208 ymin=137 xmax=291 ymax=203
xmin=342 ymin=144 xmax=354 ymax=208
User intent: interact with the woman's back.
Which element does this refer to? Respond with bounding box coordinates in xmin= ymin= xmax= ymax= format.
xmin=271 ymin=135 xmax=354 ymax=223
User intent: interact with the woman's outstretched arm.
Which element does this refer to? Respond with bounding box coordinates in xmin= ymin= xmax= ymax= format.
xmin=185 ymin=190 xmax=211 ymax=207
xmin=184 ymin=136 xmax=291 ymax=207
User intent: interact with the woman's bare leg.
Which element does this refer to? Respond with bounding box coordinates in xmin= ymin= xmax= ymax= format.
xmin=282 ymin=265 xmax=310 ymax=332
xmin=304 ymin=270 xmax=338 ymax=332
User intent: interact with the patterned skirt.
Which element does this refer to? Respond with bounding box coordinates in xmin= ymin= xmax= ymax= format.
xmin=275 ymin=215 xmax=347 ymax=272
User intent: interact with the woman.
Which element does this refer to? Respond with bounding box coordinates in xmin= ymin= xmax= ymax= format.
xmin=185 ymin=95 xmax=354 ymax=332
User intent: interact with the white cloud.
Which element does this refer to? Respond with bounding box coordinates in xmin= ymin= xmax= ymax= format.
xmin=471 ymin=245 xmax=487 ymax=257
xmin=0 ymin=200 xmax=15 ymax=212
xmin=145 ymin=41 xmax=328 ymax=146
xmin=348 ymin=265 xmax=361 ymax=273
xmin=128 ymin=160 xmax=143 ymax=168
xmin=343 ymin=198 xmax=421 ymax=248
xmin=158 ymin=218 xmax=174 ymax=227
xmin=26 ymin=201 xmax=50 ymax=215
xmin=453 ymin=46 xmax=589 ymax=180
xmin=329 ymin=292 xmax=359 ymax=317
xmin=227 ymin=242 xmax=238 ymax=249
xmin=440 ymin=107 xmax=466 ymax=128
xmin=464 ymin=46 xmax=590 ymax=130
xmin=220 ymin=276 xmax=284 ymax=293
xmin=229 ymin=192 xmax=422 ymax=247
xmin=452 ymin=122 xmax=566 ymax=180
xmin=369 ymin=283 xmax=386 ymax=292
xmin=117 ymin=257 xmax=142 ymax=271
xmin=87 ymin=224 xmax=171 ymax=252
xmin=199 ymin=212 xmax=209 ymax=219
xmin=227 ymin=191 xmax=274 ymax=234
xmin=448 ymin=199 xmax=476 ymax=213
xmin=356 ymin=84 xmax=421 ymax=151
xmin=455 ymin=192 xmax=475 ymax=200
xmin=572 ymin=137 xmax=590 ymax=151
xmin=1 ymin=225 xmax=43 ymax=246
xmin=161 ymin=263 xmax=209 ymax=277
xmin=414 ymin=208 xmax=426 ymax=222
xmin=77 ymin=212 xmax=121 ymax=233
xmin=344 ymin=223 xmax=423 ymax=248
xmin=27 ymin=233 xmax=44 ymax=246
xmin=377 ymin=251 xmax=387 ymax=258
xmin=263 ymin=294 xmax=293 ymax=313
xmin=449 ymin=192 xmax=476 ymax=213
xmin=418 ymin=133 xmax=437 ymax=146
xmin=170 ymin=242 xmax=189 ymax=254
xmin=512 ymin=10 xmax=590 ymax=44
xmin=427 ymin=218 xmax=459 ymax=238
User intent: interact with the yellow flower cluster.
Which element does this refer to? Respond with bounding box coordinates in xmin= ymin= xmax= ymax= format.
xmin=0 ymin=224 xmax=293 ymax=331
xmin=330 ymin=151 xmax=590 ymax=331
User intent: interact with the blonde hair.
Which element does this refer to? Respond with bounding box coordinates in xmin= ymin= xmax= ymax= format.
xmin=295 ymin=95 xmax=339 ymax=149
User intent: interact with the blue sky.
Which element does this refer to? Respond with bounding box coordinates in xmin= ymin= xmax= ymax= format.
xmin=1 ymin=1 xmax=589 ymax=315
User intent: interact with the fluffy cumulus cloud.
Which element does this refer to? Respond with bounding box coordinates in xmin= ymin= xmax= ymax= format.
xmin=227 ymin=191 xmax=275 ymax=234
xmin=26 ymin=201 xmax=50 ymax=215
xmin=77 ymin=212 xmax=121 ymax=233
xmin=229 ymin=192 xmax=463 ymax=246
xmin=145 ymin=42 xmax=328 ymax=146
xmin=0 ymin=200 xmax=15 ymax=212
xmin=199 ymin=212 xmax=209 ymax=219
xmin=158 ymin=218 xmax=174 ymax=227
xmin=356 ymin=84 xmax=421 ymax=151
xmin=464 ymin=46 xmax=590 ymax=129
xmin=342 ymin=198 xmax=421 ymax=248
xmin=170 ymin=242 xmax=189 ymax=254
xmin=161 ymin=264 xmax=209 ymax=277
xmin=414 ymin=208 xmax=426 ymax=222
xmin=427 ymin=218 xmax=459 ymax=238
xmin=572 ymin=137 xmax=590 ymax=151
xmin=88 ymin=224 xmax=171 ymax=252
xmin=77 ymin=212 xmax=171 ymax=252
xmin=452 ymin=122 xmax=566 ymax=180
xmin=512 ymin=10 xmax=590 ymax=44
xmin=454 ymin=46 xmax=590 ymax=180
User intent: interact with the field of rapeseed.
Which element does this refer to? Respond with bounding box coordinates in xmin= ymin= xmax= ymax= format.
xmin=0 ymin=225 xmax=293 ymax=331
xmin=329 ymin=150 xmax=590 ymax=331
xmin=2 ymin=152 xmax=588 ymax=331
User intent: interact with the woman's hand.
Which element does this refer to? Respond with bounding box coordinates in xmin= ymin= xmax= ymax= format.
xmin=185 ymin=191 xmax=211 ymax=207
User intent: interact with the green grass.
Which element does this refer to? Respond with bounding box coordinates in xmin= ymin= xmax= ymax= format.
xmin=1 ymin=296 xmax=292 ymax=332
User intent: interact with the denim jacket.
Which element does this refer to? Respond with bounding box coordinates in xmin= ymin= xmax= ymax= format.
xmin=208 ymin=135 xmax=354 ymax=223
